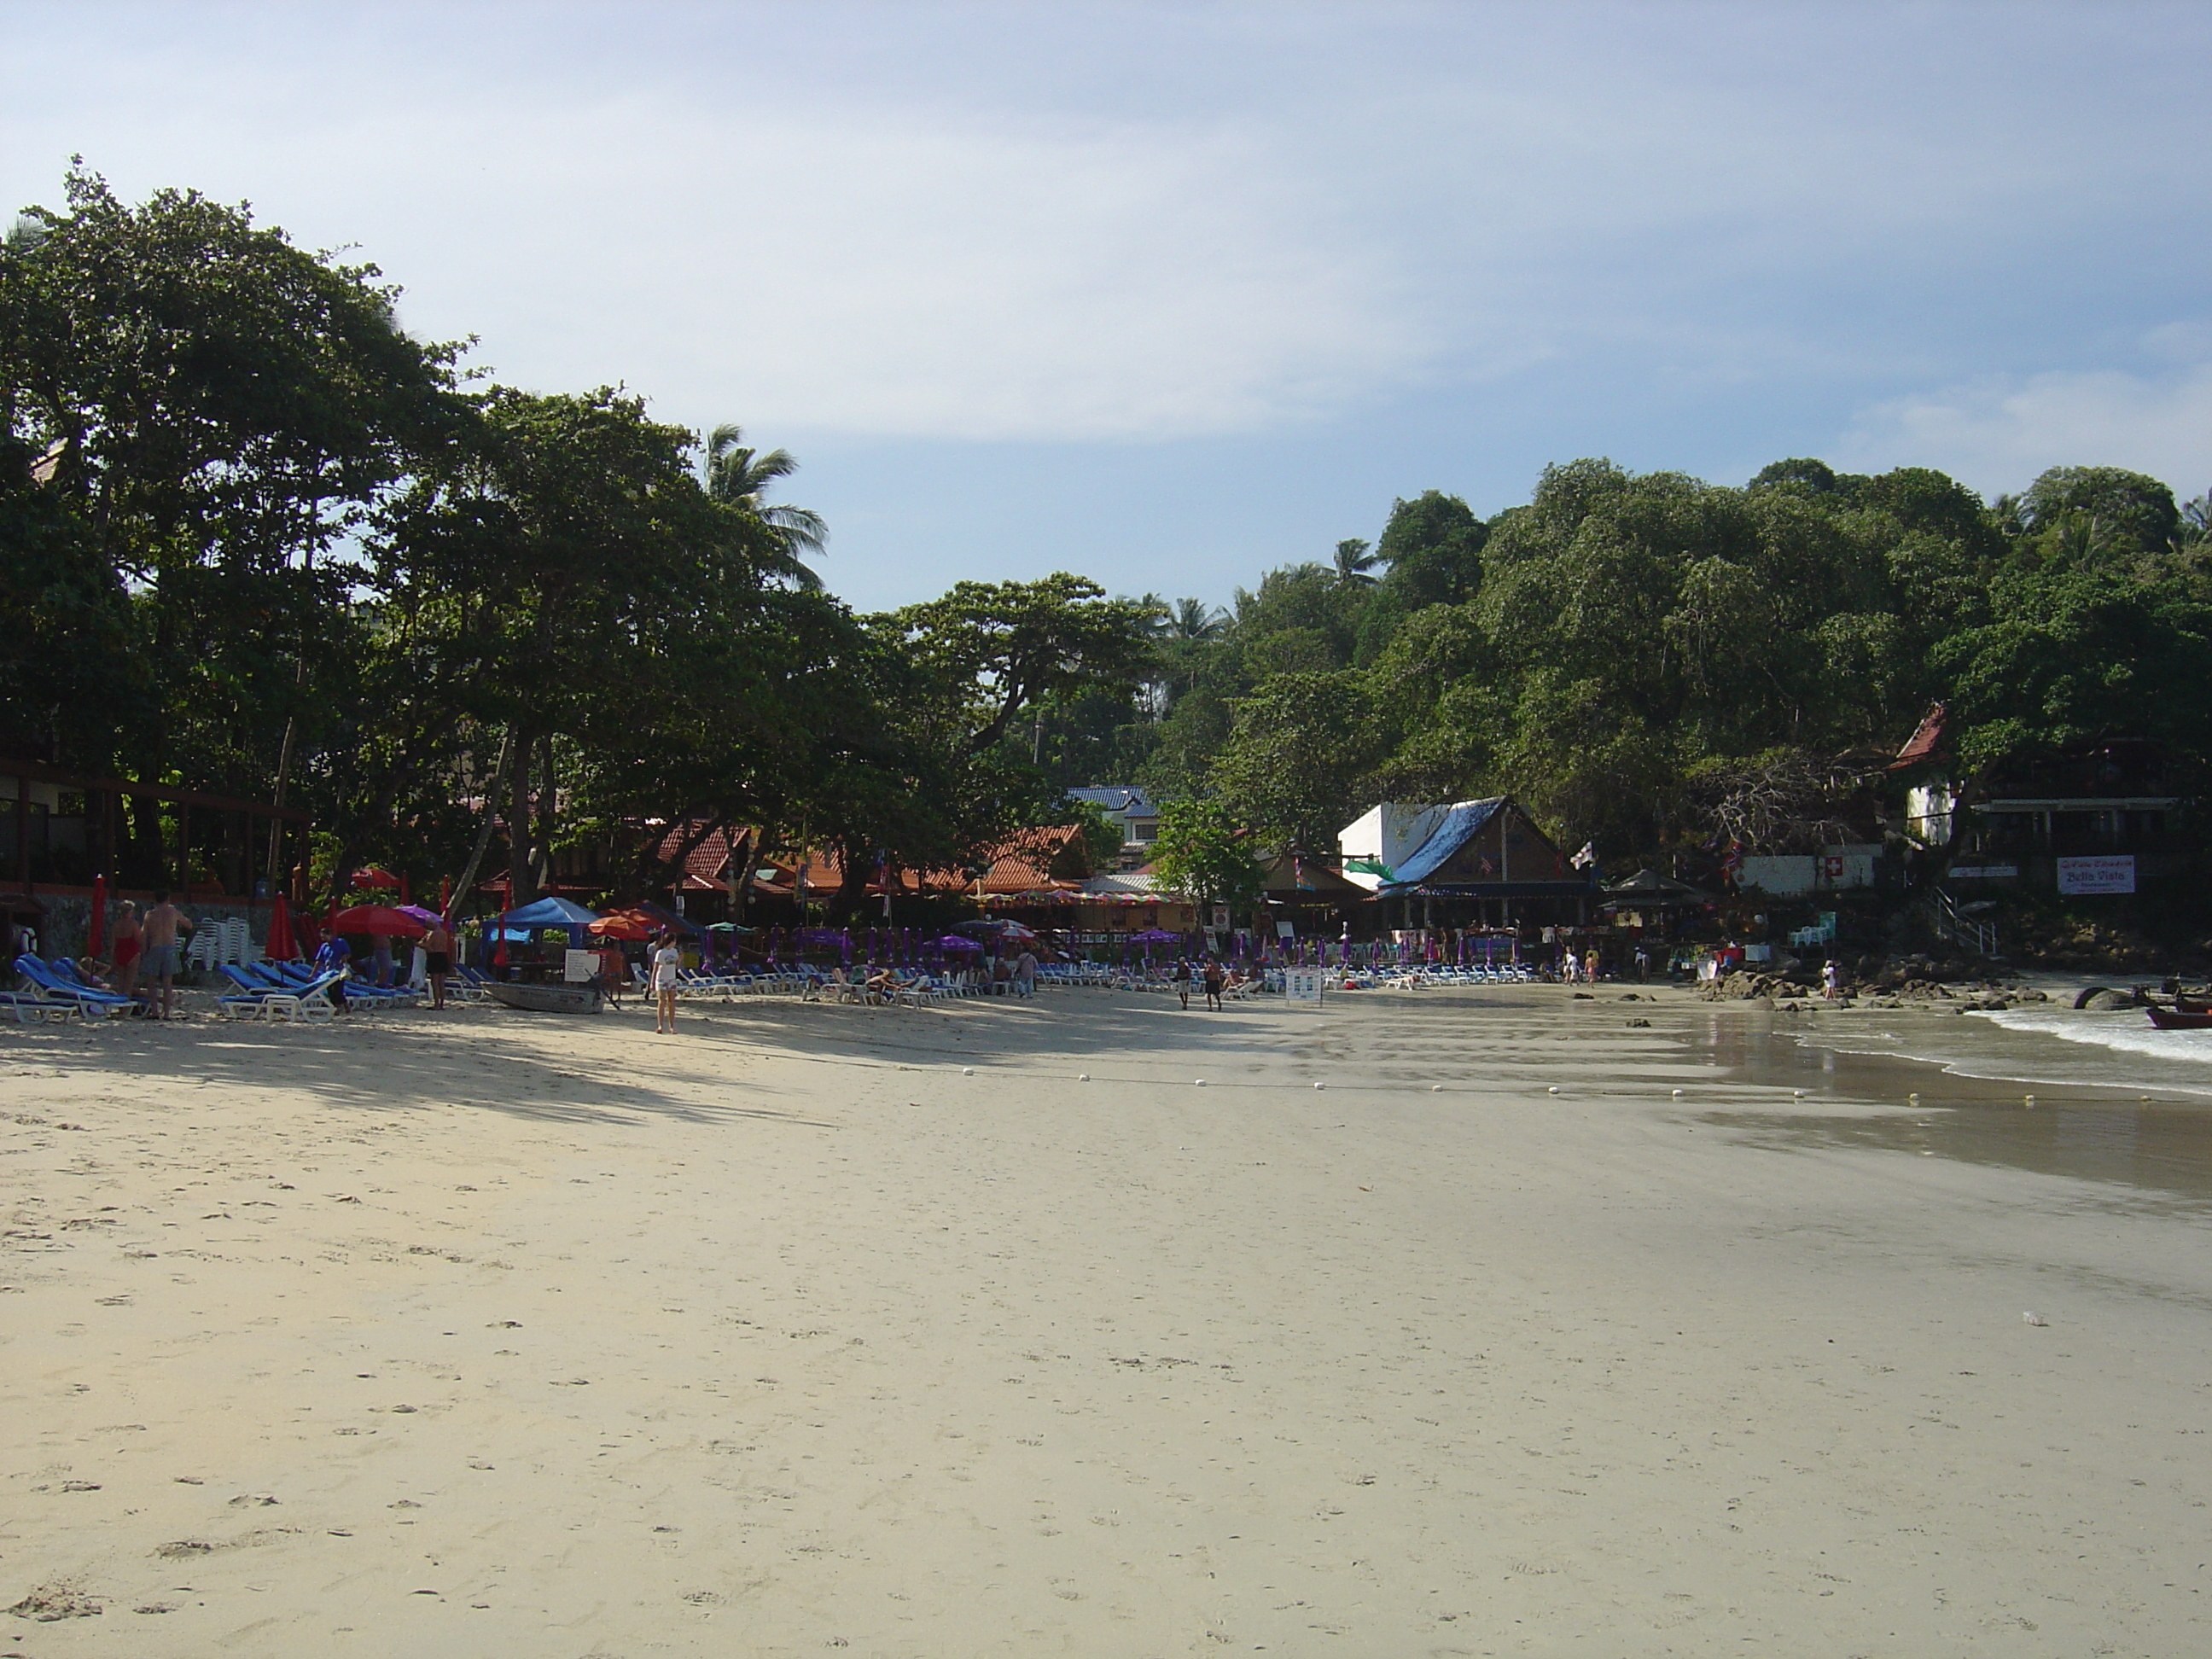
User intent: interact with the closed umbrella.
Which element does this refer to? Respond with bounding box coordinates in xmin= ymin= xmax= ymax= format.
xmin=265 ymin=893 xmax=295 ymax=960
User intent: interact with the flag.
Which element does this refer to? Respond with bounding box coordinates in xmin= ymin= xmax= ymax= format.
xmin=1721 ymin=839 xmax=1744 ymax=885
xmin=1570 ymin=841 xmax=1598 ymax=870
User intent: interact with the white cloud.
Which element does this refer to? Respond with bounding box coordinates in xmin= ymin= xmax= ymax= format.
xmin=1838 ymin=358 xmax=2212 ymax=498
xmin=3 ymin=44 xmax=1432 ymax=443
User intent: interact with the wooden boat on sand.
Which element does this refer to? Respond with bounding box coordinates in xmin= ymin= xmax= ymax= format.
xmin=484 ymin=981 xmax=602 ymax=1016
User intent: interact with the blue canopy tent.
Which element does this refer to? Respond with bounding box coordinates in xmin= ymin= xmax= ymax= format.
xmin=499 ymin=896 xmax=602 ymax=930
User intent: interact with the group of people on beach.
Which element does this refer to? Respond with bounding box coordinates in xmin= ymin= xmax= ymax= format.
xmin=66 ymin=890 xmax=189 ymax=1018
xmin=1172 ymin=957 xmax=1234 ymax=1010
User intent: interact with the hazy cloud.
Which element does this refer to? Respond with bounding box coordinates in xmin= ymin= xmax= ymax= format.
xmin=1841 ymin=353 xmax=2212 ymax=499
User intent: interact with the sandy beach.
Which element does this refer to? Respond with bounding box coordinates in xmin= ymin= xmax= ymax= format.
xmin=5 ymin=981 xmax=2211 ymax=1656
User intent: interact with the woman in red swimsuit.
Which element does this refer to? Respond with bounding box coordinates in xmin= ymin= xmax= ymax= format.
xmin=110 ymin=900 xmax=143 ymax=996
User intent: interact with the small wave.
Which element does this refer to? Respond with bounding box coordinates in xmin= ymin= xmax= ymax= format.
xmin=1973 ymin=1007 xmax=2212 ymax=1069
xmin=1781 ymin=1004 xmax=2212 ymax=1100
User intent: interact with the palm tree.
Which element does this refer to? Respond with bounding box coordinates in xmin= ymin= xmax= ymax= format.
xmin=704 ymin=423 xmax=829 ymax=590
xmin=1169 ymin=596 xmax=1226 ymax=643
xmin=1156 ymin=596 xmax=1228 ymax=701
xmin=1333 ymin=537 xmax=1382 ymax=587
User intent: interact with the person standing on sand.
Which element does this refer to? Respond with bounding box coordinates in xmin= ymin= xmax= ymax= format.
xmin=1822 ymin=958 xmax=1841 ymax=1000
xmin=140 ymin=891 xmax=189 ymax=1019
xmin=650 ymin=930 xmax=683 ymax=1033
xmin=422 ymin=915 xmax=454 ymax=1010
xmin=1173 ymin=957 xmax=1192 ymax=1009
xmin=1202 ymin=957 xmax=1225 ymax=1010
xmin=111 ymin=900 xmax=143 ymax=999
xmin=1015 ymin=947 xmax=1038 ymax=998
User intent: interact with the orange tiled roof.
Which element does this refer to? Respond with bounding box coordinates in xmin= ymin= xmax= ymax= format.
xmin=664 ymin=823 xmax=1091 ymax=899
xmin=1890 ymin=702 xmax=1947 ymax=769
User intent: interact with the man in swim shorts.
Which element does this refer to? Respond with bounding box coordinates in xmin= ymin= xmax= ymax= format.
xmin=140 ymin=890 xmax=189 ymax=1020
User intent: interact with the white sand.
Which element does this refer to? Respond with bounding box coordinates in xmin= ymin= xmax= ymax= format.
xmin=4 ymin=984 xmax=2209 ymax=1656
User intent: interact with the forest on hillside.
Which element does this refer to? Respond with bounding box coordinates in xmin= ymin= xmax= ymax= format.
xmin=1039 ymin=460 xmax=2212 ymax=869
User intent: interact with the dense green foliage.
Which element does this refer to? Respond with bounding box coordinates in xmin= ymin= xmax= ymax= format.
xmin=1 ymin=172 xmax=1153 ymax=909
xmin=1033 ymin=457 xmax=2212 ymax=864
xmin=9 ymin=171 xmax=2209 ymax=908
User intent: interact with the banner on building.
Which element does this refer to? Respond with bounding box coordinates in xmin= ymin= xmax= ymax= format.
xmin=2057 ymin=855 xmax=2135 ymax=895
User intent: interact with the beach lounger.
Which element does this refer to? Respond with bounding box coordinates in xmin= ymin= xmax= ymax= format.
xmin=0 ymin=984 xmax=79 ymax=1022
xmin=15 ymin=956 xmax=138 ymax=1017
xmin=218 ymin=968 xmax=343 ymax=1022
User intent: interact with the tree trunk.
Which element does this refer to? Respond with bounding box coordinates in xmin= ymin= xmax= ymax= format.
xmin=725 ymin=826 xmax=754 ymax=923
xmin=449 ymin=727 xmax=514 ymax=919
xmin=508 ymin=721 xmax=534 ymax=908
xmin=531 ymin=731 xmax=556 ymax=895
xmin=264 ymin=655 xmax=309 ymax=894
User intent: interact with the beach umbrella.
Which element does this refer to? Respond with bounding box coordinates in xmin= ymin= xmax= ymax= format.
xmin=929 ymin=934 xmax=983 ymax=951
xmin=264 ymin=892 xmax=294 ymax=960
xmin=88 ymin=873 xmax=108 ymax=958
xmin=350 ymin=866 xmax=401 ymax=890
xmin=329 ymin=904 xmax=428 ymax=936
xmin=395 ymin=904 xmax=445 ymax=928
xmin=589 ymin=907 xmax=657 ymax=940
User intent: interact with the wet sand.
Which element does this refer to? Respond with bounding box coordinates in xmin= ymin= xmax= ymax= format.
xmin=4 ymin=982 xmax=2210 ymax=1656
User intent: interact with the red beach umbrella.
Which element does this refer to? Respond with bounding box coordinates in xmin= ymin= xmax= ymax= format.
xmin=587 ymin=908 xmax=656 ymax=940
xmin=328 ymin=905 xmax=428 ymax=937
xmin=349 ymin=866 xmax=402 ymax=890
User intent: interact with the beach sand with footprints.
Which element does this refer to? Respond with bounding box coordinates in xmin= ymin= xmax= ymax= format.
xmin=4 ymin=982 xmax=2211 ymax=1656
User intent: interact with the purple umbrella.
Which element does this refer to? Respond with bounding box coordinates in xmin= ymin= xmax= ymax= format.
xmin=929 ymin=934 xmax=984 ymax=951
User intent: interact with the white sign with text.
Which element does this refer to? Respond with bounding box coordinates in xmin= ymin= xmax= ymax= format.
xmin=2057 ymin=855 xmax=2135 ymax=895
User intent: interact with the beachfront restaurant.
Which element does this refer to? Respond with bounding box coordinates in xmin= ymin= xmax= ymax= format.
xmin=1 ymin=756 xmax=313 ymax=960
xmin=1372 ymin=796 xmax=1598 ymax=934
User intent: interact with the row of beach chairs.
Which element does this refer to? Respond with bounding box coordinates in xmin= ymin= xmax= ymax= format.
xmin=215 ymin=960 xmax=422 ymax=1021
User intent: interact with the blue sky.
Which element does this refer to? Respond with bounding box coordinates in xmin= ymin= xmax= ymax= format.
xmin=5 ymin=1 xmax=2209 ymax=609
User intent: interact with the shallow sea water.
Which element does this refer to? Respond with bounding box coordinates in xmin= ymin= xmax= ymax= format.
xmin=1700 ymin=1000 xmax=2212 ymax=1206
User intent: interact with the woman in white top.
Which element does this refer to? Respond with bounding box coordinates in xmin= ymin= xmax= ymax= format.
xmin=650 ymin=931 xmax=684 ymax=1033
